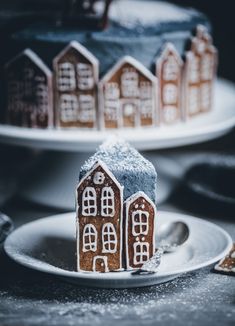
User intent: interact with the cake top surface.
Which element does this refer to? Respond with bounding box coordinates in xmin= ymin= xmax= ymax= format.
xmin=80 ymin=138 xmax=156 ymax=177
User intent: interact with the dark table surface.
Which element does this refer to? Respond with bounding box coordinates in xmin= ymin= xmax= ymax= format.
xmin=0 ymin=130 xmax=235 ymax=326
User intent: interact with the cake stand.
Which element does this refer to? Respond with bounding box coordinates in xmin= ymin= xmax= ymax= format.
xmin=0 ymin=79 xmax=235 ymax=209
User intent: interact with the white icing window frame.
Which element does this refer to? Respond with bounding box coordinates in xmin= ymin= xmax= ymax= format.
xmin=57 ymin=62 xmax=76 ymax=92
xmin=163 ymin=55 xmax=179 ymax=81
xmin=83 ymin=224 xmax=97 ymax=252
xmin=77 ymin=62 xmax=94 ymax=90
xmin=133 ymin=242 xmax=149 ymax=265
xmin=82 ymin=187 xmax=97 ymax=216
xmin=102 ymin=223 xmax=117 ymax=253
xmin=101 ymin=187 xmax=115 ymax=217
xmin=60 ymin=94 xmax=79 ymax=122
xmin=132 ymin=210 xmax=149 ymax=236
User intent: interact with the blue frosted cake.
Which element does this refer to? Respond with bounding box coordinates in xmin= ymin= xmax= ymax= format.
xmin=0 ymin=0 xmax=217 ymax=129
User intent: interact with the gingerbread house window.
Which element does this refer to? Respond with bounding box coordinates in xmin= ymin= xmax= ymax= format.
xmin=132 ymin=210 xmax=149 ymax=236
xmin=77 ymin=63 xmax=94 ymax=90
xmin=60 ymin=94 xmax=79 ymax=122
xmin=201 ymin=54 xmax=213 ymax=81
xmin=201 ymin=83 xmax=211 ymax=110
xmin=105 ymin=83 xmax=120 ymax=100
xmin=163 ymin=56 xmax=178 ymax=81
xmin=101 ymin=187 xmax=115 ymax=217
xmin=121 ymin=68 xmax=139 ymax=98
xmin=189 ymin=56 xmax=200 ymax=83
xmin=188 ymin=87 xmax=200 ymax=114
xmin=140 ymin=81 xmax=152 ymax=99
xmin=140 ymin=99 xmax=153 ymax=118
xmin=163 ymin=106 xmax=178 ymax=123
xmin=36 ymin=82 xmax=48 ymax=115
xmin=8 ymin=80 xmax=22 ymax=112
xmin=133 ymin=242 xmax=149 ymax=265
xmin=163 ymin=84 xmax=178 ymax=105
xmin=78 ymin=94 xmax=95 ymax=122
xmin=83 ymin=224 xmax=97 ymax=252
xmin=105 ymin=101 xmax=119 ymax=121
xmin=82 ymin=187 xmax=97 ymax=216
xmin=57 ymin=62 xmax=76 ymax=91
xmin=102 ymin=223 xmax=117 ymax=253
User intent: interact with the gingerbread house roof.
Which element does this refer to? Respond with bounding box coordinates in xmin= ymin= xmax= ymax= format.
xmin=124 ymin=191 xmax=156 ymax=209
xmin=53 ymin=40 xmax=99 ymax=67
xmin=157 ymin=42 xmax=183 ymax=66
xmin=79 ymin=139 xmax=157 ymax=203
xmin=99 ymin=55 xmax=158 ymax=85
xmin=5 ymin=48 xmax=52 ymax=77
xmin=77 ymin=159 xmax=123 ymax=193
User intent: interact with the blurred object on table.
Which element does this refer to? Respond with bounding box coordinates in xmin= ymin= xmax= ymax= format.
xmin=0 ymin=212 xmax=13 ymax=243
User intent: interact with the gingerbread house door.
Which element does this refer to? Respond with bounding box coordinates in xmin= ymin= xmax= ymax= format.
xmin=125 ymin=192 xmax=156 ymax=270
xmin=93 ymin=256 xmax=108 ymax=273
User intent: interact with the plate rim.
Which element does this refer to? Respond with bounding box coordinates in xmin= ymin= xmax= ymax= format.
xmin=0 ymin=79 xmax=235 ymax=152
xmin=4 ymin=211 xmax=233 ymax=282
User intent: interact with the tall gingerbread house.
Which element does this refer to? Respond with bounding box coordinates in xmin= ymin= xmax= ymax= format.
xmin=53 ymin=41 xmax=99 ymax=128
xmin=184 ymin=25 xmax=218 ymax=118
xmin=99 ymin=56 xmax=158 ymax=129
xmin=5 ymin=49 xmax=53 ymax=128
xmin=156 ymin=43 xmax=183 ymax=124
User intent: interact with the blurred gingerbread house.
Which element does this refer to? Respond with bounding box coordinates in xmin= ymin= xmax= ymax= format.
xmin=4 ymin=25 xmax=217 ymax=130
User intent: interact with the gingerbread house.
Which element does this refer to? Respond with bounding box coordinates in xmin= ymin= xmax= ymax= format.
xmin=53 ymin=41 xmax=99 ymax=128
xmin=99 ymin=56 xmax=158 ymax=129
xmin=5 ymin=49 xmax=53 ymax=128
xmin=125 ymin=191 xmax=156 ymax=270
xmin=184 ymin=25 xmax=217 ymax=118
xmin=76 ymin=139 xmax=157 ymax=272
xmin=76 ymin=160 xmax=123 ymax=272
xmin=156 ymin=43 xmax=183 ymax=124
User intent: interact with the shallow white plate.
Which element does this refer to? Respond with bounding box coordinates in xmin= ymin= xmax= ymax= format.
xmin=0 ymin=79 xmax=235 ymax=152
xmin=4 ymin=211 xmax=232 ymax=288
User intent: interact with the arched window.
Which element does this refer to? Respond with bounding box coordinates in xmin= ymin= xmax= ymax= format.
xmin=132 ymin=210 xmax=149 ymax=236
xmin=133 ymin=242 xmax=149 ymax=265
xmin=82 ymin=187 xmax=97 ymax=216
xmin=83 ymin=224 xmax=97 ymax=252
xmin=101 ymin=187 xmax=115 ymax=217
xmin=102 ymin=223 xmax=117 ymax=253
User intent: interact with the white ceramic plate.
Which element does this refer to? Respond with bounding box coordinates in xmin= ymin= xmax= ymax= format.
xmin=0 ymin=79 xmax=235 ymax=152
xmin=4 ymin=211 xmax=232 ymax=288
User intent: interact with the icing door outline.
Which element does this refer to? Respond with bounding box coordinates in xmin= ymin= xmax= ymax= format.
xmin=93 ymin=256 xmax=108 ymax=273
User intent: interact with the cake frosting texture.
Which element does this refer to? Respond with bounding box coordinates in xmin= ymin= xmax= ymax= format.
xmin=80 ymin=138 xmax=158 ymax=204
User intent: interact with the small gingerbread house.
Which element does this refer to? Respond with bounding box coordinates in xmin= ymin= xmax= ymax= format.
xmin=76 ymin=139 xmax=157 ymax=272
xmin=99 ymin=56 xmax=158 ymax=129
xmin=184 ymin=25 xmax=217 ymax=118
xmin=156 ymin=43 xmax=183 ymax=124
xmin=53 ymin=41 xmax=99 ymax=128
xmin=5 ymin=49 xmax=53 ymax=128
xmin=125 ymin=191 xmax=156 ymax=270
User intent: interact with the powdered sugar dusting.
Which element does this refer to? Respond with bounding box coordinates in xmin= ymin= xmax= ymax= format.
xmin=81 ymin=137 xmax=155 ymax=174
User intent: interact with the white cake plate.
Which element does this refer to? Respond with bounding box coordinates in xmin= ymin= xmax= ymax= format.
xmin=0 ymin=79 xmax=235 ymax=152
xmin=4 ymin=211 xmax=232 ymax=289
xmin=2 ymin=78 xmax=235 ymax=209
